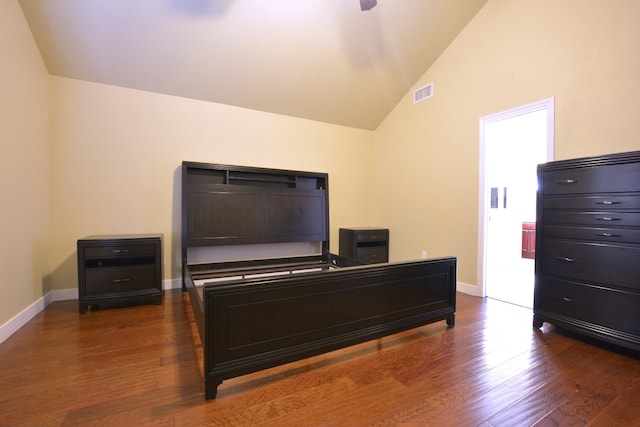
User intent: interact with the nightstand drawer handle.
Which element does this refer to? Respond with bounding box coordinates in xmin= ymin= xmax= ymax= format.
xmin=596 ymin=200 xmax=620 ymax=205
xmin=596 ymin=217 xmax=620 ymax=221
xmin=112 ymin=278 xmax=131 ymax=284
xmin=555 ymin=257 xmax=575 ymax=263
xmin=112 ymin=249 xmax=130 ymax=254
xmin=560 ymin=297 xmax=574 ymax=304
xmin=596 ymin=232 xmax=620 ymax=238
xmin=556 ymin=179 xmax=577 ymax=184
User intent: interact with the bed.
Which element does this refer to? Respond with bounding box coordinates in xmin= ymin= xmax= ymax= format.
xmin=181 ymin=161 xmax=457 ymax=399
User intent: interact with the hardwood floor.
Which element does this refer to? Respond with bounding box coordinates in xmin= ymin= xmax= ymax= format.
xmin=1 ymin=290 xmax=639 ymax=426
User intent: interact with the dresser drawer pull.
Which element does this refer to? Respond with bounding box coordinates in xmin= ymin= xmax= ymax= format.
xmin=555 ymin=179 xmax=577 ymax=184
xmin=596 ymin=232 xmax=620 ymax=238
xmin=596 ymin=200 xmax=620 ymax=205
xmin=560 ymin=297 xmax=575 ymax=304
xmin=112 ymin=249 xmax=130 ymax=254
xmin=595 ymin=217 xmax=620 ymax=221
xmin=112 ymin=278 xmax=132 ymax=284
xmin=554 ymin=257 xmax=575 ymax=263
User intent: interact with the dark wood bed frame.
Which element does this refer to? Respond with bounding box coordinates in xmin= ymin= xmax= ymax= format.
xmin=181 ymin=161 xmax=457 ymax=399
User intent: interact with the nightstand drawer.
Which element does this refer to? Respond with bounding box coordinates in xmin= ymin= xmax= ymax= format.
xmin=356 ymin=246 xmax=388 ymax=264
xmin=354 ymin=230 xmax=389 ymax=242
xmin=84 ymin=244 xmax=156 ymax=258
xmin=535 ymin=277 xmax=640 ymax=336
xmin=85 ymin=265 xmax=156 ymax=295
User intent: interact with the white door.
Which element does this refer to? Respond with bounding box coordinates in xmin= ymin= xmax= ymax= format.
xmin=479 ymin=98 xmax=554 ymax=308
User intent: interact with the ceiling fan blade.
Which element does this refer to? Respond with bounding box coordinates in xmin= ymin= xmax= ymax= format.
xmin=360 ymin=0 xmax=377 ymax=11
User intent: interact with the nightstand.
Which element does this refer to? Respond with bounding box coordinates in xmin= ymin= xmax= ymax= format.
xmin=77 ymin=234 xmax=163 ymax=313
xmin=339 ymin=228 xmax=389 ymax=264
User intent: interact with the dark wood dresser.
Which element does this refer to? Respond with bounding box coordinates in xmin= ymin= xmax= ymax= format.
xmin=339 ymin=228 xmax=389 ymax=264
xmin=77 ymin=234 xmax=163 ymax=313
xmin=533 ymin=150 xmax=640 ymax=351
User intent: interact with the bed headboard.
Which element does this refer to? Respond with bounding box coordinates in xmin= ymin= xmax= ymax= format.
xmin=181 ymin=161 xmax=330 ymax=267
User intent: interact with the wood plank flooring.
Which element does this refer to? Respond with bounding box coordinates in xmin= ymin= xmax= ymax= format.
xmin=1 ymin=290 xmax=639 ymax=426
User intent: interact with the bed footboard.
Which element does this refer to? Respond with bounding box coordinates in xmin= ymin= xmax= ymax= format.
xmin=202 ymin=257 xmax=456 ymax=399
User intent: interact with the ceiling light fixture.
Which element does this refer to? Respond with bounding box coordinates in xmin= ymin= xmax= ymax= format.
xmin=360 ymin=0 xmax=377 ymax=11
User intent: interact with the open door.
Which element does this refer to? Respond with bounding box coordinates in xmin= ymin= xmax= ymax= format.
xmin=479 ymin=98 xmax=554 ymax=308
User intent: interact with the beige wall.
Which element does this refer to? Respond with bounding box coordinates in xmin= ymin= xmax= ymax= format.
xmin=373 ymin=0 xmax=640 ymax=288
xmin=49 ymin=78 xmax=374 ymax=290
xmin=0 ymin=1 xmax=50 ymax=325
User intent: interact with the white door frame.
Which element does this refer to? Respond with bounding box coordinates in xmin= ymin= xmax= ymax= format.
xmin=477 ymin=97 xmax=555 ymax=297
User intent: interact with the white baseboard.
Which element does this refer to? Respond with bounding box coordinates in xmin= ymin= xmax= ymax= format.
xmin=164 ymin=278 xmax=183 ymax=290
xmin=52 ymin=288 xmax=79 ymax=302
xmin=0 ymin=293 xmax=49 ymax=344
xmin=0 ymin=278 xmax=182 ymax=344
xmin=457 ymin=281 xmax=483 ymax=297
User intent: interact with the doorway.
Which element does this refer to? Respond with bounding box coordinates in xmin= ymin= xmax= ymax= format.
xmin=479 ymin=98 xmax=554 ymax=308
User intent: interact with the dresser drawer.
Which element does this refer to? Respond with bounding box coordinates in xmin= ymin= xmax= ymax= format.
xmin=541 ymin=240 xmax=640 ymax=290
xmin=535 ymin=277 xmax=640 ymax=336
xmin=356 ymin=246 xmax=388 ymax=264
xmin=544 ymin=225 xmax=640 ymax=244
xmin=542 ymin=162 xmax=640 ymax=195
xmin=543 ymin=211 xmax=640 ymax=227
xmin=543 ymin=194 xmax=640 ymax=210
xmin=85 ymin=265 xmax=157 ymax=295
xmin=84 ymin=244 xmax=156 ymax=258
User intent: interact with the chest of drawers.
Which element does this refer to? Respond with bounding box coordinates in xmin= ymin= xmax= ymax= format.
xmin=534 ymin=151 xmax=640 ymax=351
xmin=77 ymin=234 xmax=163 ymax=313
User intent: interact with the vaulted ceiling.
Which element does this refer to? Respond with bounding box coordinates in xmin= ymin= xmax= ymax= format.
xmin=19 ymin=0 xmax=488 ymax=130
